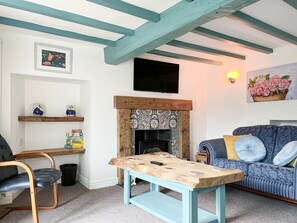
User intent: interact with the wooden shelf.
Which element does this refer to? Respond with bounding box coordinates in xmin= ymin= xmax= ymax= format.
xmin=18 ymin=116 xmax=84 ymax=122
xmin=15 ymin=147 xmax=86 ymax=159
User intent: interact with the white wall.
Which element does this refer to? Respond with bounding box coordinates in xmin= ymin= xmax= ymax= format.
xmin=0 ymin=29 xmax=209 ymax=189
xmin=205 ymin=45 xmax=297 ymax=139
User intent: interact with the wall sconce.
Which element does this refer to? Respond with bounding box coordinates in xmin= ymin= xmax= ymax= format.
xmin=226 ymin=69 xmax=240 ymax=84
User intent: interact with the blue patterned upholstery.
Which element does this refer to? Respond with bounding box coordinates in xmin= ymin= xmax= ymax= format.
xmin=233 ymin=125 xmax=278 ymax=164
xmin=213 ymin=158 xmax=250 ymax=176
xmin=249 ymin=163 xmax=294 ymax=185
xmin=199 ymin=125 xmax=297 ymax=201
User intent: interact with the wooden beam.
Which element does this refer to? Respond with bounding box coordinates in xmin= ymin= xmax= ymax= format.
xmin=88 ymin=0 xmax=160 ymax=22
xmin=18 ymin=116 xmax=84 ymax=122
xmin=104 ymin=0 xmax=259 ymax=65
xmin=0 ymin=0 xmax=133 ymax=36
xmin=283 ymin=0 xmax=297 ymax=10
xmin=114 ymin=96 xmax=193 ymax=111
xmin=229 ymin=11 xmax=297 ymax=45
xmin=192 ymin=27 xmax=273 ymax=54
xmin=148 ymin=49 xmax=223 ymax=66
xmin=15 ymin=148 xmax=86 ymax=159
xmin=179 ymin=111 xmax=190 ymax=160
xmin=167 ymin=40 xmax=245 ymax=60
xmin=117 ymin=109 xmax=131 ymax=184
xmin=0 ymin=17 xmax=116 ymax=46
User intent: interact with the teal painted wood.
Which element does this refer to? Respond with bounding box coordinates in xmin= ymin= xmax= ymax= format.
xmin=124 ymin=170 xmax=131 ymax=205
xmin=104 ymin=0 xmax=259 ymax=65
xmin=0 ymin=17 xmax=116 ymax=46
xmin=148 ymin=49 xmax=223 ymax=66
xmin=193 ymin=27 xmax=273 ymax=54
xmin=150 ymin=183 xmax=160 ymax=192
xmin=283 ymin=0 xmax=297 ymax=10
xmin=167 ymin=40 xmax=245 ymax=60
xmin=0 ymin=0 xmax=133 ymax=36
xmin=230 ymin=11 xmax=297 ymax=45
xmin=216 ymin=185 xmax=226 ymax=223
xmin=88 ymin=0 xmax=160 ymax=22
xmin=182 ymin=190 xmax=198 ymax=223
xmin=130 ymin=191 xmax=219 ymax=223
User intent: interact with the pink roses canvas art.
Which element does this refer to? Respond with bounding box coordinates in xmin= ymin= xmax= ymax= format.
xmin=247 ymin=62 xmax=297 ymax=103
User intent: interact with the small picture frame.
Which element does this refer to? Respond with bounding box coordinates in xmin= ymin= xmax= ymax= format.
xmin=34 ymin=42 xmax=73 ymax=73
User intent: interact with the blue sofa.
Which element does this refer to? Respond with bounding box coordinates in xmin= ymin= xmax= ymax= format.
xmin=199 ymin=125 xmax=297 ymax=203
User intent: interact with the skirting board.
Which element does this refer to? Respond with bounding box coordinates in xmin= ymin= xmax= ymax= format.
xmin=79 ymin=175 xmax=118 ymax=190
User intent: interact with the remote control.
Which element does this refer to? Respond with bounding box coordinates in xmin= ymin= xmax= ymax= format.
xmin=150 ymin=161 xmax=163 ymax=166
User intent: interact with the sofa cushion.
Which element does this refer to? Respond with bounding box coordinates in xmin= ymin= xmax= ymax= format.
xmin=234 ymin=136 xmax=266 ymax=162
xmin=273 ymin=125 xmax=297 ymax=159
xmin=223 ymin=135 xmax=249 ymax=160
xmin=213 ymin=158 xmax=250 ymax=176
xmin=288 ymin=157 xmax=297 ymax=167
xmin=233 ymin=125 xmax=278 ymax=164
xmin=248 ymin=162 xmax=294 ymax=185
xmin=273 ymin=141 xmax=297 ymax=166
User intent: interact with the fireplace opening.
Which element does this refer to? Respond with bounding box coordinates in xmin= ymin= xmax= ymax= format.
xmin=135 ymin=130 xmax=171 ymax=155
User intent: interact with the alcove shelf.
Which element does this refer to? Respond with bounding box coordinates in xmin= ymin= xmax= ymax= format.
xmin=18 ymin=116 xmax=84 ymax=122
xmin=15 ymin=147 xmax=86 ymax=159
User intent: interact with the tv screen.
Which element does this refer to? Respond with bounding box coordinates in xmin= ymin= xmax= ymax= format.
xmin=133 ymin=58 xmax=179 ymax=93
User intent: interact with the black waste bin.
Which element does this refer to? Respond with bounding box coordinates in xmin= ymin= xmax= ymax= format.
xmin=60 ymin=164 xmax=77 ymax=186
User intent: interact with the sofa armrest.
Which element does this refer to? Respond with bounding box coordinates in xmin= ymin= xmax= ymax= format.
xmin=199 ymin=138 xmax=227 ymax=164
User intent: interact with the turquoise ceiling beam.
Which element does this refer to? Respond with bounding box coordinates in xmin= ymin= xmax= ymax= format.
xmin=167 ymin=40 xmax=246 ymax=60
xmin=0 ymin=17 xmax=116 ymax=46
xmin=104 ymin=0 xmax=259 ymax=65
xmin=148 ymin=49 xmax=223 ymax=66
xmin=229 ymin=11 xmax=297 ymax=45
xmin=0 ymin=0 xmax=133 ymax=36
xmin=192 ymin=27 xmax=273 ymax=54
xmin=283 ymin=0 xmax=297 ymax=10
xmin=88 ymin=0 xmax=160 ymax=22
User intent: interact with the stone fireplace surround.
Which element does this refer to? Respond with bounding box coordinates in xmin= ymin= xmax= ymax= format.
xmin=114 ymin=96 xmax=192 ymax=184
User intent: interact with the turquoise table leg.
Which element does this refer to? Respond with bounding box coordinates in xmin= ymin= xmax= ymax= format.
xmin=150 ymin=183 xmax=160 ymax=192
xmin=124 ymin=169 xmax=131 ymax=205
xmin=182 ymin=190 xmax=198 ymax=223
xmin=216 ymin=185 xmax=226 ymax=223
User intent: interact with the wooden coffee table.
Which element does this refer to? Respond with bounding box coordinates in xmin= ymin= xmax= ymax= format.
xmin=109 ymin=152 xmax=243 ymax=223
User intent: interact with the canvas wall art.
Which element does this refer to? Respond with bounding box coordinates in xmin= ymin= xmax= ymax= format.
xmin=247 ymin=62 xmax=297 ymax=103
xmin=35 ymin=43 xmax=72 ymax=73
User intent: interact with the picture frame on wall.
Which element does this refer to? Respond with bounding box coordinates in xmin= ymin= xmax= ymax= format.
xmin=34 ymin=43 xmax=73 ymax=74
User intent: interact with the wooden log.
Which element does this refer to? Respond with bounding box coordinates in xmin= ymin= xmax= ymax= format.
xmin=114 ymin=96 xmax=192 ymax=111
xmin=117 ymin=109 xmax=131 ymax=184
xmin=109 ymin=152 xmax=244 ymax=188
xmin=179 ymin=111 xmax=190 ymax=160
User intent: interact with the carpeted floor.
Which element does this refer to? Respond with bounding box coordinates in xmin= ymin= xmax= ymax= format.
xmin=0 ymin=182 xmax=296 ymax=223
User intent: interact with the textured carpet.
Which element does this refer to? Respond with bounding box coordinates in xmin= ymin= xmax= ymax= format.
xmin=0 ymin=182 xmax=296 ymax=223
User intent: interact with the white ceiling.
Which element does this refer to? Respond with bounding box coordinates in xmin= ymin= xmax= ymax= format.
xmin=0 ymin=0 xmax=296 ymax=64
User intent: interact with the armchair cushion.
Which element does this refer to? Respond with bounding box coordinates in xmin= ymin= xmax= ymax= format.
xmin=0 ymin=168 xmax=61 ymax=192
xmin=248 ymin=162 xmax=294 ymax=185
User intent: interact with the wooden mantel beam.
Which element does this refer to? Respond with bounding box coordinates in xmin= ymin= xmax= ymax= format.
xmin=104 ymin=0 xmax=259 ymax=65
xmin=114 ymin=96 xmax=193 ymax=111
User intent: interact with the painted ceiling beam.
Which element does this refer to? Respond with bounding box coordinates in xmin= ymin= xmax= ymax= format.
xmin=192 ymin=27 xmax=273 ymax=54
xmin=229 ymin=11 xmax=297 ymax=45
xmin=148 ymin=49 xmax=223 ymax=66
xmin=87 ymin=0 xmax=160 ymax=23
xmin=167 ymin=40 xmax=246 ymax=60
xmin=104 ymin=0 xmax=259 ymax=65
xmin=0 ymin=17 xmax=116 ymax=46
xmin=0 ymin=0 xmax=133 ymax=36
xmin=283 ymin=0 xmax=297 ymax=10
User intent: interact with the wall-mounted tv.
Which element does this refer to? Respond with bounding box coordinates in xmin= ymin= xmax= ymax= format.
xmin=133 ymin=58 xmax=179 ymax=93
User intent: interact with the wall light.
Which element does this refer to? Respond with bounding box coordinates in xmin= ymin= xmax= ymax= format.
xmin=226 ymin=69 xmax=240 ymax=84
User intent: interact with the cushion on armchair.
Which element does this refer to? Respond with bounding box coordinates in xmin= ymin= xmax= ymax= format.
xmin=223 ymin=135 xmax=250 ymax=160
xmin=234 ymin=136 xmax=266 ymax=162
xmin=273 ymin=141 xmax=297 ymax=166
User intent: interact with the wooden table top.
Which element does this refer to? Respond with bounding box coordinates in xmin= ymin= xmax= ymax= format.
xmin=109 ymin=152 xmax=244 ymax=189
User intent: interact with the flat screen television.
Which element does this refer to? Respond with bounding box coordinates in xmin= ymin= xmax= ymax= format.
xmin=133 ymin=58 xmax=179 ymax=93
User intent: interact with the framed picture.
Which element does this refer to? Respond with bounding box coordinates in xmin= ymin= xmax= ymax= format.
xmin=247 ymin=62 xmax=297 ymax=103
xmin=35 ymin=43 xmax=72 ymax=73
